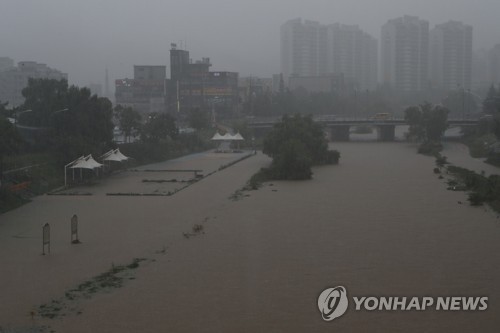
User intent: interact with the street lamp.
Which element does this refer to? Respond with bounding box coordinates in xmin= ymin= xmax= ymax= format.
xmin=13 ymin=109 xmax=32 ymax=125
xmin=49 ymin=108 xmax=69 ymax=129
xmin=462 ymin=87 xmax=465 ymax=120
xmin=50 ymin=108 xmax=69 ymax=119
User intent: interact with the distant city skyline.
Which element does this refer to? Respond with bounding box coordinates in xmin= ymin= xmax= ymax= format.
xmin=1 ymin=0 xmax=500 ymax=90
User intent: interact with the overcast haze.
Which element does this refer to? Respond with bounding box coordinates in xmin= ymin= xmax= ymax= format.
xmin=2 ymin=0 xmax=500 ymax=89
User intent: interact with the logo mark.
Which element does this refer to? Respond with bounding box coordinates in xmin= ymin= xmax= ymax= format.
xmin=318 ymin=286 xmax=348 ymax=321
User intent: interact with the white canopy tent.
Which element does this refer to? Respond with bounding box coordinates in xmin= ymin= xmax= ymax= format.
xmin=211 ymin=132 xmax=245 ymax=152
xmin=211 ymin=133 xmax=225 ymax=141
xmin=232 ymin=133 xmax=245 ymax=141
xmin=100 ymin=148 xmax=130 ymax=173
xmin=101 ymin=148 xmax=130 ymax=162
xmin=71 ymin=155 xmax=103 ymax=169
xmin=64 ymin=154 xmax=103 ymax=187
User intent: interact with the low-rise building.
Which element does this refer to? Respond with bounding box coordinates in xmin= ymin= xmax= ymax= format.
xmin=168 ymin=45 xmax=239 ymax=118
xmin=115 ymin=65 xmax=167 ymax=115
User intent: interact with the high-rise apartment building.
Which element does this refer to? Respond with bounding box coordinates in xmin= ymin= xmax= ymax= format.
xmin=280 ymin=18 xmax=327 ymax=82
xmin=429 ymin=21 xmax=473 ymax=91
xmin=327 ymin=24 xmax=378 ymax=91
xmin=0 ymin=61 xmax=68 ymax=107
xmin=381 ymin=16 xmax=429 ymax=92
xmin=280 ymin=18 xmax=377 ymax=91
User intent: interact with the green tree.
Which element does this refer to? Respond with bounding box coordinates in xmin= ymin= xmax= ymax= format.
xmin=187 ymin=108 xmax=210 ymax=130
xmin=262 ymin=114 xmax=339 ymax=180
xmin=481 ymin=86 xmax=500 ymax=141
xmin=115 ymin=105 xmax=142 ymax=143
xmin=21 ymin=78 xmax=68 ymax=126
xmin=270 ymin=139 xmax=312 ymax=180
xmin=142 ymin=113 xmax=178 ymax=143
xmin=483 ymin=85 xmax=500 ymax=114
xmin=405 ymin=103 xmax=449 ymax=143
xmin=19 ymin=78 xmax=114 ymax=162
xmin=0 ymin=115 xmax=23 ymax=183
xmin=52 ymin=87 xmax=114 ymax=158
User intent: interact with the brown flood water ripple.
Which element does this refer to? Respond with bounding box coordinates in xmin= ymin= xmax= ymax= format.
xmin=0 ymin=144 xmax=499 ymax=332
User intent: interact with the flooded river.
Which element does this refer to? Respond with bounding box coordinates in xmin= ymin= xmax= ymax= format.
xmin=1 ymin=142 xmax=499 ymax=332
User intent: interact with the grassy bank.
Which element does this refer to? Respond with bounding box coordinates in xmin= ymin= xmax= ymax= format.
xmin=1 ymin=153 xmax=63 ymax=213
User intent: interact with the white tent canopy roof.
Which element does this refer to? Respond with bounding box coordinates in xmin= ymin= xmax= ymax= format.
xmin=211 ymin=132 xmax=245 ymax=141
xmin=232 ymin=132 xmax=245 ymax=141
xmin=114 ymin=149 xmax=129 ymax=161
xmin=70 ymin=154 xmax=103 ymax=169
xmin=211 ymin=132 xmax=225 ymax=141
xmin=101 ymin=148 xmax=129 ymax=162
xmin=66 ymin=156 xmax=85 ymax=168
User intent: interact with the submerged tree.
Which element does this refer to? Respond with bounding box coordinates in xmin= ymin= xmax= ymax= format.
xmin=405 ymin=103 xmax=449 ymax=143
xmin=262 ymin=114 xmax=340 ymax=180
xmin=405 ymin=103 xmax=449 ymax=155
xmin=141 ymin=113 xmax=178 ymax=143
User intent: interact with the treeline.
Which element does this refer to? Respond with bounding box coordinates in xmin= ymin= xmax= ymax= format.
xmin=0 ymin=79 xmax=212 ymax=167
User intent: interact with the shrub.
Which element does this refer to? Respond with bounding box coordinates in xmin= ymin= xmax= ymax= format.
xmin=418 ymin=141 xmax=443 ymax=155
xmin=468 ymin=192 xmax=486 ymax=206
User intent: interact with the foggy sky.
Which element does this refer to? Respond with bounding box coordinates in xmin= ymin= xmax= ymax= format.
xmin=1 ymin=0 xmax=500 ymax=89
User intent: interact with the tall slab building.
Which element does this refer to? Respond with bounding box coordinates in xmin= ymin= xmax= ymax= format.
xmin=327 ymin=24 xmax=378 ymax=91
xmin=280 ymin=18 xmax=327 ymax=82
xmin=381 ymin=16 xmax=429 ymax=92
xmin=429 ymin=21 xmax=473 ymax=91
xmin=280 ymin=18 xmax=378 ymax=91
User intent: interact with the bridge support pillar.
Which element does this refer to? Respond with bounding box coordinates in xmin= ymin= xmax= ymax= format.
xmin=330 ymin=126 xmax=350 ymax=141
xmin=376 ymin=125 xmax=396 ymax=141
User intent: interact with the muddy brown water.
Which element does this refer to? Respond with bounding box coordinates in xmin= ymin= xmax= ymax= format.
xmin=0 ymin=144 xmax=499 ymax=332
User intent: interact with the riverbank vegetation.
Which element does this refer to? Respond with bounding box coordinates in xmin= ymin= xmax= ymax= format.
xmin=445 ymin=165 xmax=500 ymax=211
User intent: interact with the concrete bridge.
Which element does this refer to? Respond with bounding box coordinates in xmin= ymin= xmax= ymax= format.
xmin=247 ymin=116 xmax=479 ymax=142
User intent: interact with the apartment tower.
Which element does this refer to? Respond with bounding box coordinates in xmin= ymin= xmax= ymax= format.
xmin=430 ymin=21 xmax=473 ymax=91
xmin=381 ymin=15 xmax=429 ymax=92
